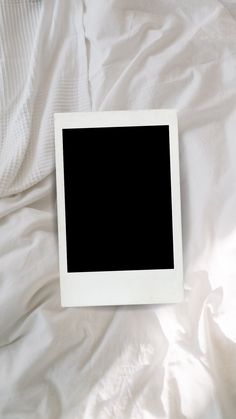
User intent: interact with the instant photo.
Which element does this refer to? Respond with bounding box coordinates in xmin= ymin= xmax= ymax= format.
xmin=55 ymin=110 xmax=183 ymax=306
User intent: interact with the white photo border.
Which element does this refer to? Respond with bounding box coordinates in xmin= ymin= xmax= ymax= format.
xmin=54 ymin=110 xmax=183 ymax=307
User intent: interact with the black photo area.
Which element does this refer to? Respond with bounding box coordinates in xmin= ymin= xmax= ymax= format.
xmin=62 ymin=126 xmax=174 ymax=272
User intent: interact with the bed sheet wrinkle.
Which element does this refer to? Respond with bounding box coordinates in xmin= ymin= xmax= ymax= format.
xmin=0 ymin=0 xmax=90 ymax=197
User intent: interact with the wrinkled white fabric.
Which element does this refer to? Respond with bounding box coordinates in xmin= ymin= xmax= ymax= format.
xmin=0 ymin=0 xmax=90 ymax=197
xmin=0 ymin=0 xmax=236 ymax=418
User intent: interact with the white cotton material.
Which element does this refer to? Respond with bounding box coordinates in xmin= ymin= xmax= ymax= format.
xmin=0 ymin=0 xmax=90 ymax=197
xmin=1 ymin=1 xmax=236 ymax=418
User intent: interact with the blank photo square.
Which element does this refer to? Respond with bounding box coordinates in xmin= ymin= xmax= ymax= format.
xmin=62 ymin=126 xmax=174 ymax=273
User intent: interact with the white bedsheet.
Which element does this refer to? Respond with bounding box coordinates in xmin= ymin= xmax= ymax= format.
xmin=1 ymin=1 xmax=236 ymax=418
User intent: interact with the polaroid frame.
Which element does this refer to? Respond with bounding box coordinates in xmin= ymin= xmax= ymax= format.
xmin=54 ymin=110 xmax=183 ymax=307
